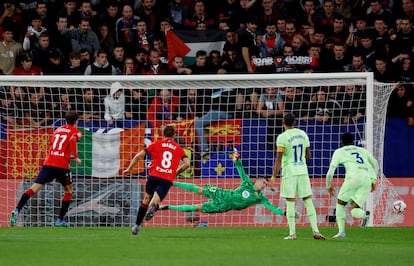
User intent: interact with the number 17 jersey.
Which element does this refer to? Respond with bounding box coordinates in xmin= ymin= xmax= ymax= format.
xmin=277 ymin=128 xmax=310 ymax=177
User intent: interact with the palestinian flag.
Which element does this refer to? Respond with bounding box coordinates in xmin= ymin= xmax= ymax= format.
xmin=172 ymin=29 xmax=226 ymax=65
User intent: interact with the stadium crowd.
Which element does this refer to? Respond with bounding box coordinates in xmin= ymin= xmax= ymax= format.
xmin=1 ymin=0 xmax=414 ymax=133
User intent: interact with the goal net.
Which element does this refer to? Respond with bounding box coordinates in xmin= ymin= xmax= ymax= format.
xmin=0 ymin=73 xmax=402 ymax=227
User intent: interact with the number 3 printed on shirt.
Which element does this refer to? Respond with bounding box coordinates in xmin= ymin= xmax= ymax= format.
xmin=351 ymin=152 xmax=364 ymax=164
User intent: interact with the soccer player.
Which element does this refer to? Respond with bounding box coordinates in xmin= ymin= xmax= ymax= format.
xmin=10 ymin=110 xmax=82 ymax=227
xmin=123 ymin=125 xmax=190 ymax=235
xmin=160 ymin=149 xmax=287 ymax=218
xmin=326 ymin=132 xmax=378 ymax=238
xmin=271 ymin=113 xmax=326 ymax=240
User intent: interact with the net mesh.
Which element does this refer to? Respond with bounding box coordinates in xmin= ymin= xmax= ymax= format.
xmin=0 ymin=74 xmax=404 ymax=227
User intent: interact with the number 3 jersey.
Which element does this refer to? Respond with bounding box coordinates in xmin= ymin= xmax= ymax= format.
xmin=43 ymin=124 xmax=82 ymax=169
xmin=146 ymin=138 xmax=188 ymax=182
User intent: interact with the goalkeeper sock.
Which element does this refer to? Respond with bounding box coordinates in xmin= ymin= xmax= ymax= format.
xmin=336 ymin=203 xmax=346 ymax=233
xmin=351 ymin=208 xmax=365 ymax=219
xmin=173 ymin=182 xmax=200 ymax=193
xmin=304 ymin=198 xmax=319 ymax=233
xmin=168 ymin=205 xmax=198 ymax=212
xmin=135 ymin=203 xmax=148 ymax=225
xmin=286 ymin=201 xmax=296 ymax=235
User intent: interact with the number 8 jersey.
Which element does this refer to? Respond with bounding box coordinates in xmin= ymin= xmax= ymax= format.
xmin=43 ymin=124 xmax=82 ymax=169
xmin=146 ymin=138 xmax=188 ymax=182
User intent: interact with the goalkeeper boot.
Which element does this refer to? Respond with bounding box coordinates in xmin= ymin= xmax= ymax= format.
xmin=10 ymin=208 xmax=19 ymax=227
xmin=132 ymin=224 xmax=140 ymax=235
xmin=313 ymin=232 xmax=326 ymax=240
xmin=360 ymin=210 xmax=370 ymax=228
xmin=283 ymin=234 xmax=297 ymax=240
xmin=145 ymin=204 xmax=159 ymax=221
xmin=159 ymin=205 xmax=169 ymax=210
xmin=333 ymin=232 xmax=346 ymax=238
xmin=232 ymin=148 xmax=240 ymax=161
xmin=55 ymin=218 xmax=69 ymax=227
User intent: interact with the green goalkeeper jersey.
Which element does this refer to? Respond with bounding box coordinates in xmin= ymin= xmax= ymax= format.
xmin=201 ymin=160 xmax=284 ymax=215
xmin=276 ymin=128 xmax=310 ymax=177
xmin=326 ymin=145 xmax=379 ymax=189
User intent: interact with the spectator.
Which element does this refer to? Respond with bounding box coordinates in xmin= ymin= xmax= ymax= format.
xmin=168 ymin=55 xmax=192 ymax=74
xmin=22 ymin=13 xmax=48 ymax=51
xmin=374 ymin=57 xmax=398 ymax=82
xmin=78 ymin=0 xmax=97 ymax=28
xmin=396 ymin=57 xmax=414 ymax=82
xmin=152 ymin=36 xmax=167 ymax=63
xmin=104 ymin=82 xmax=126 ymax=126
xmin=340 ymin=85 xmax=366 ymax=124
xmin=141 ymin=49 xmax=169 ymax=75
xmin=372 ymin=17 xmax=391 ymax=56
xmin=282 ymin=21 xmax=301 ymax=46
xmin=64 ymin=18 xmax=101 ymax=55
xmin=84 ymin=49 xmax=117 ymax=75
xmin=313 ymin=0 xmax=340 ymax=34
xmin=297 ymin=0 xmax=317 ymax=29
xmin=31 ymin=32 xmax=64 ymax=74
xmin=326 ymin=15 xmax=349 ymax=44
xmin=59 ymin=0 xmax=81 ymax=28
xmin=52 ymin=88 xmax=73 ymax=119
xmin=110 ymin=43 xmax=126 ymax=74
xmin=275 ymin=44 xmax=297 ymax=73
xmin=222 ymin=28 xmax=241 ymax=56
xmin=239 ymin=15 xmax=260 ymax=73
xmin=64 ymin=51 xmax=85 ymax=74
xmin=291 ymin=35 xmax=308 ymax=56
xmin=307 ymin=88 xmax=340 ymax=123
xmin=393 ymin=0 xmax=414 ymax=22
xmin=0 ymin=91 xmax=18 ymax=125
xmin=218 ymin=0 xmax=239 ymax=30
xmin=98 ymin=1 xmax=120 ymax=39
xmin=389 ymin=17 xmax=414 ymax=58
xmin=97 ymin=23 xmax=115 ymax=55
xmin=208 ymin=50 xmax=222 ymax=72
xmin=12 ymin=52 xmax=43 ymax=75
xmin=0 ymin=24 xmax=23 ymax=75
xmin=194 ymin=88 xmax=237 ymax=157
xmin=387 ymin=83 xmax=414 ymax=126
xmin=166 ymin=0 xmax=190 ymax=30
xmin=320 ymin=42 xmax=350 ymax=72
xmin=137 ymin=0 xmax=158 ymax=32
xmin=333 ymin=0 xmax=352 ymax=19
xmin=35 ymin=1 xmax=53 ymax=31
xmin=262 ymin=21 xmax=286 ymax=57
xmin=177 ymin=88 xmax=203 ymax=120
xmin=188 ymin=50 xmax=214 ymax=74
xmin=48 ymin=15 xmax=73 ymax=62
xmin=238 ymin=0 xmax=259 ymax=27
xmin=0 ymin=1 xmax=24 ymax=42
xmin=343 ymin=53 xmax=372 ymax=72
xmin=115 ymin=5 xmax=140 ymax=56
xmin=125 ymin=88 xmax=148 ymax=121
xmin=184 ymin=0 xmax=216 ymax=29
xmin=257 ymin=0 xmax=282 ymax=33
xmin=134 ymin=47 xmax=148 ymax=73
xmin=122 ymin=56 xmax=137 ymax=75
xmin=136 ymin=19 xmax=154 ymax=53
xmin=24 ymin=90 xmax=52 ymax=128
xmin=147 ymin=88 xmax=179 ymax=129
xmin=366 ymin=0 xmax=394 ymax=30
xmin=75 ymin=88 xmax=103 ymax=124
xmin=79 ymin=48 xmax=92 ymax=70
xmin=257 ymin=87 xmax=284 ymax=147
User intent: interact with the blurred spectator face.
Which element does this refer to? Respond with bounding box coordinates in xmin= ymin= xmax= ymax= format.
xmin=160 ymin=20 xmax=172 ymax=32
xmin=69 ymin=54 xmax=81 ymax=67
xmin=38 ymin=35 xmax=49 ymax=49
xmin=265 ymin=87 xmax=277 ymax=96
xmin=64 ymin=1 xmax=77 ymax=13
xmin=99 ymin=24 xmax=109 ymax=38
xmin=369 ymin=1 xmax=381 ymax=14
xmin=136 ymin=51 xmax=147 ymax=63
xmin=210 ymin=52 xmax=220 ymax=65
xmin=333 ymin=44 xmax=345 ymax=59
xmin=149 ymin=50 xmax=160 ymax=65
xmin=227 ymin=50 xmax=237 ymax=61
xmin=122 ymin=5 xmax=133 ymax=19
xmin=83 ymin=89 xmax=94 ymax=102
xmin=265 ymin=24 xmax=277 ymax=37
xmin=262 ymin=0 xmax=273 ymax=10
xmin=107 ymin=5 xmax=118 ymax=17
xmin=96 ymin=52 xmax=108 ymax=66
xmin=246 ymin=21 xmax=257 ymax=33
xmin=137 ymin=21 xmax=147 ymax=33
xmin=277 ymin=19 xmax=286 ymax=33
xmin=374 ymin=19 xmax=387 ymax=32
xmin=79 ymin=20 xmax=90 ymax=33
xmin=226 ymin=31 xmax=237 ymax=44
xmin=113 ymin=47 xmax=124 ymax=60
xmin=333 ymin=18 xmax=344 ymax=33
xmin=285 ymin=23 xmax=296 ymax=38
xmin=291 ymin=36 xmax=303 ymax=51
xmin=355 ymin=19 xmax=367 ymax=31
xmin=143 ymin=0 xmax=153 ymax=10
xmin=22 ymin=59 xmax=33 ymax=71
xmin=240 ymin=0 xmax=250 ymax=8
xmin=160 ymin=89 xmax=171 ymax=102
xmin=396 ymin=85 xmax=406 ymax=97
xmin=402 ymin=58 xmax=412 ymax=71
xmin=173 ymin=56 xmax=184 ymax=69
xmin=314 ymin=32 xmax=325 ymax=44
xmin=400 ymin=19 xmax=412 ymax=34
xmin=352 ymin=55 xmax=363 ymax=69
xmin=285 ymin=87 xmax=295 ymax=99
xmin=188 ymin=89 xmax=197 ymax=102
xmin=316 ymin=90 xmax=326 ymax=102
xmin=196 ymin=22 xmax=207 ymax=30
xmin=36 ymin=3 xmax=47 ymax=16
xmin=31 ymin=18 xmax=42 ymax=31
xmin=2 ymin=30 xmax=13 ymax=42
xmin=80 ymin=1 xmax=92 ymax=14
xmin=195 ymin=54 xmax=207 ymax=66
xmin=401 ymin=0 xmax=413 ymax=13
xmin=323 ymin=0 xmax=334 ymax=15
xmin=375 ymin=59 xmax=386 ymax=73
xmin=308 ymin=46 xmax=321 ymax=58
xmin=219 ymin=21 xmax=229 ymax=31
xmin=80 ymin=50 xmax=91 ymax=63
xmin=345 ymin=85 xmax=356 ymax=95
xmin=304 ymin=0 xmax=315 ymax=13
xmin=194 ymin=1 xmax=205 ymax=15
xmin=57 ymin=16 xmax=68 ymax=31
xmin=360 ymin=37 xmax=372 ymax=48
xmin=153 ymin=40 xmax=165 ymax=52
xmin=283 ymin=46 xmax=294 ymax=56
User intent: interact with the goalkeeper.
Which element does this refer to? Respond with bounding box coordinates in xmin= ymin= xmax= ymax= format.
xmin=160 ymin=149 xmax=286 ymax=216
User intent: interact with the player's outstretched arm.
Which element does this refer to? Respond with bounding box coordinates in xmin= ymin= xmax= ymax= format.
xmin=123 ymin=149 xmax=146 ymax=174
xmin=262 ymin=198 xmax=285 ymax=216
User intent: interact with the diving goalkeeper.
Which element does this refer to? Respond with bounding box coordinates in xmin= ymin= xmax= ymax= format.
xmin=160 ymin=149 xmax=286 ymax=216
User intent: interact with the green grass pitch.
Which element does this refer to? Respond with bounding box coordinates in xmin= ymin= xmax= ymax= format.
xmin=1 ymin=226 xmax=414 ymax=266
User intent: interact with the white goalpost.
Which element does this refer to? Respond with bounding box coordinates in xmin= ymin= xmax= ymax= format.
xmin=0 ymin=73 xmax=402 ymax=227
